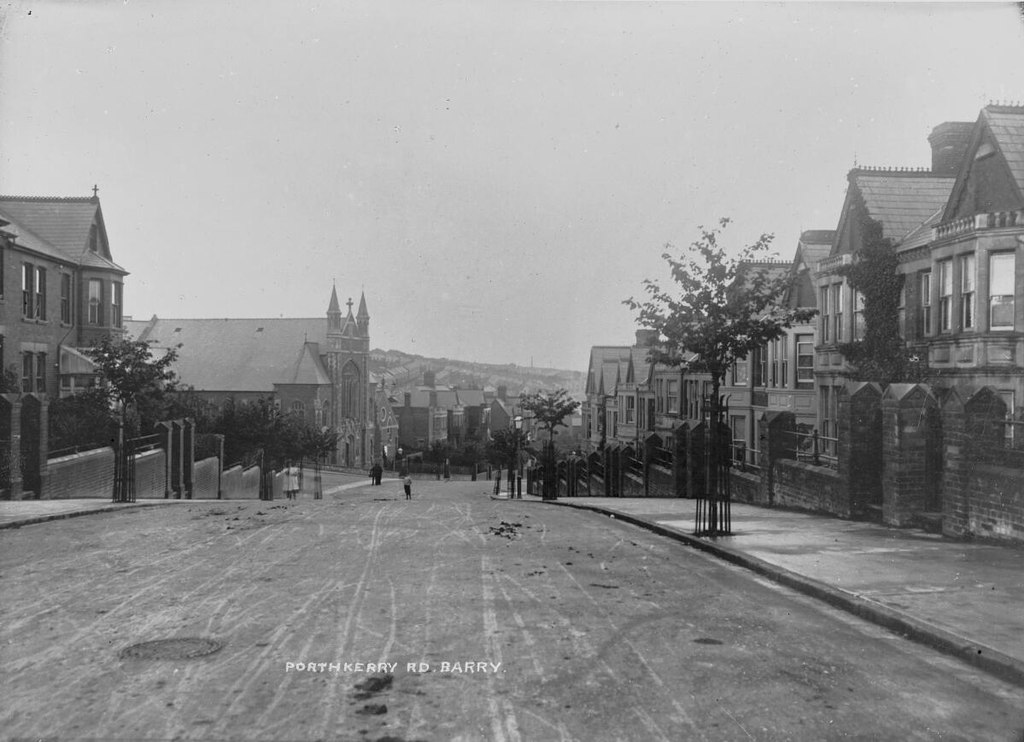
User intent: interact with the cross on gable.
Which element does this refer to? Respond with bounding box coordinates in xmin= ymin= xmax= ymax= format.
xmin=347 ymin=298 xmax=354 ymax=312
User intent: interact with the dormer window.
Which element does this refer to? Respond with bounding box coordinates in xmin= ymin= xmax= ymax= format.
xmin=974 ymin=142 xmax=996 ymax=161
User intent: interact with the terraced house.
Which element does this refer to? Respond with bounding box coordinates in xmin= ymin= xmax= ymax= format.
xmin=815 ymin=104 xmax=1024 ymax=426
xmin=0 ymin=191 xmax=127 ymax=397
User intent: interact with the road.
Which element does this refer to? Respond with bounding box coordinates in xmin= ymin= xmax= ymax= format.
xmin=1 ymin=479 xmax=1021 ymax=741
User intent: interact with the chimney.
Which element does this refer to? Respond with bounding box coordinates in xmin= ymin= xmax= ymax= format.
xmin=928 ymin=122 xmax=974 ymax=176
xmin=634 ymin=329 xmax=658 ymax=347
xmin=423 ymin=370 xmax=436 ymax=388
xmin=497 ymin=385 xmax=507 ymax=401
xmin=404 ymin=392 xmax=411 ymax=407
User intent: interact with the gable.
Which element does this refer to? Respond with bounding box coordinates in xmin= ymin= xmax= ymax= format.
xmin=944 ymin=111 xmax=1024 ymax=220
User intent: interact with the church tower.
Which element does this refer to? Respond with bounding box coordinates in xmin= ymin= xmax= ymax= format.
xmin=324 ymin=286 xmax=371 ymax=466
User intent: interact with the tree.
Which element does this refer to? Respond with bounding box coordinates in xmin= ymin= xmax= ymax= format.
xmin=520 ymin=388 xmax=579 ymax=499
xmin=624 ymin=218 xmax=815 ymax=530
xmin=85 ymin=337 xmax=180 ymax=437
xmin=625 ymin=218 xmax=815 ymax=420
xmin=519 ymin=388 xmax=580 ymax=448
xmin=485 ymin=427 xmax=530 ymax=468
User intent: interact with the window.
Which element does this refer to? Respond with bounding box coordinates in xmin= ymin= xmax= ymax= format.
xmin=112 ymin=282 xmax=123 ymax=328
xmin=920 ymin=271 xmax=932 ymax=335
xmin=820 ymin=286 xmax=831 ymax=343
xmin=959 ymin=254 xmax=975 ymax=330
xmin=666 ymin=380 xmax=679 ymax=414
xmin=34 ymin=267 xmax=46 ymax=320
xmin=990 ymin=252 xmax=1015 ymax=330
xmin=88 ymin=279 xmax=102 ymax=325
xmin=655 ymin=379 xmax=664 ymax=413
xmin=60 ymin=274 xmax=72 ymax=324
xmin=779 ymin=335 xmax=788 ymax=388
xmin=796 ymin=334 xmax=814 ymax=389
xmin=36 ymin=352 xmax=46 ymax=393
xmin=624 ymin=395 xmax=635 ymax=424
xmin=22 ymin=263 xmax=34 ymax=317
xmin=898 ymin=284 xmax=906 ymax=339
xmin=22 ymin=352 xmax=33 ymax=392
xmin=939 ymin=260 xmax=953 ymax=332
xmin=852 ymin=289 xmax=865 ymax=341
xmin=290 ymin=400 xmax=305 ymax=415
xmin=768 ymin=336 xmax=789 ymax=388
xmin=831 ymin=283 xmax=844 ymax=342
xmin=732 ymin=358 xmax=749 ymax=386
xmin=752 ymin=345 xmax=767 ymax=387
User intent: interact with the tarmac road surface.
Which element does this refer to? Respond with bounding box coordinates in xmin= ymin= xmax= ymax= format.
xmin=1 ymin=480 xmax=1021 ymax=741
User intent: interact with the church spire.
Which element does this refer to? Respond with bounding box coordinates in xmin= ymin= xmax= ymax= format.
xmin=327 ymin=283 xmax=342 ymax=334
xmin=356 ymin=288 xmax=368 ymax=337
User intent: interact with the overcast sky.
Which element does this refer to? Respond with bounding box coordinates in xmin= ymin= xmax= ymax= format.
xmin=1 ymin=1 xmax=1023 ymax=371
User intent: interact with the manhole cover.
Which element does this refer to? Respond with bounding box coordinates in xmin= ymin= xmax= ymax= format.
xmin=119 ymin=638 xmax=224 ymax=660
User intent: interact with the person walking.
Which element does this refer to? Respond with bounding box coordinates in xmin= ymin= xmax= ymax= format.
xmin=403 ymin=474 xmax=412 ymax=500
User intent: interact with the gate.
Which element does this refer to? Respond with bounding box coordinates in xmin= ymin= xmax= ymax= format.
xmin=695 ymin=394 xmax=731 ymax=535
xmin=113 ymin=428 xmax=136 ymax=503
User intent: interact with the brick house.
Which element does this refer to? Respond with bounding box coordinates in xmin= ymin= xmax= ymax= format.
xmin=125 ymin=288 xmax=384 ymax=467
xmin=814 ymin=164 xmax=957 ymax=439
xmin=723 ymin=231 xmax=833 ymax=466
xmin=899 ymin=105 xmax=1024 ymax=412
xmin=0 ymin=192 xmax=127 ymax=396
xmin=815 ymin=104 xmax=1024 ymax=424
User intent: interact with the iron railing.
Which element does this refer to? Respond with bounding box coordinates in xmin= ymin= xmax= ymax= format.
xmin=795 ymin=428 xmax=838 ymax=469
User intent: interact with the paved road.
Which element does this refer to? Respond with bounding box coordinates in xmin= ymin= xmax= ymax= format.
xmin=1 ymin=481 xmax=1021 ymax=741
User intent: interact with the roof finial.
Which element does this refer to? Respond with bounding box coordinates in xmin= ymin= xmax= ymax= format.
xmin=92 ymin=184 xmax=99 ymax=200
xmin=347 ymin=297 xmax=354 ymax=312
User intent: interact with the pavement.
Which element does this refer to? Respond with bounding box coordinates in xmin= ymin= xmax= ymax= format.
xmin=3 ymin=489 xmax=1023 ymax=689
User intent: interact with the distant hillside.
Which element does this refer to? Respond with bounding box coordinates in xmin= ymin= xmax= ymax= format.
xmin=369 ymin=349 xmax=585 ymax=399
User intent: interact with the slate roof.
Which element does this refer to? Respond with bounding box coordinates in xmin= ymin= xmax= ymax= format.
xmin=799 ymin=230 xmax=836 ymax=247
xmin=898 ymin=208 xmax=943 ymax=251
xmin=850 ymin=171 xmax=955 ymax=242
xmin=0 ymin=196 xmax=126 ymax=273
xmin=586 ymin=346 xmax=634 ymax=395
xmin=984 ymin=104 xmax=1024 ymax=200
xmin=124 ymin=316 xmax=329 ymax=392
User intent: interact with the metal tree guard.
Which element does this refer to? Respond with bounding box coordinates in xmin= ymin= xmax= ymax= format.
xmin=695 ymin=393 xmax=731 ymax=536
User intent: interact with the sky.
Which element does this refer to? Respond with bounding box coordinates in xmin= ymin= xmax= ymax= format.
xmin=1 ymin=1 xmax=1023 ymax=372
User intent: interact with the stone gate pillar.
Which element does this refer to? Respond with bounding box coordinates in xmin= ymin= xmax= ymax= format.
xmin=882 ymin=384 xmax=938 ymax=527
xmin=838 ymin=382 xmax=883 ymax=518
xmin=0 ymin=394 xmax=23 ymax=500
xmin=759 ymin=411 xmax=796 ymax=506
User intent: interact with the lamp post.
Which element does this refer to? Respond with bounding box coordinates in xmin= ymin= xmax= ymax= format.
xmin=510 ymin=415 xmax=523 ymax=499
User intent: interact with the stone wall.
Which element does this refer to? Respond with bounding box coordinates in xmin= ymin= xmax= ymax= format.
xmin=193 ymin=457 xmax=220 ymax=499
xmin=135 ymin=449 xmax=167 ymax=499
xmin=45 ymin=447 xmax=114 ymax=499
xmin=773 ymin=460 xmax=846 ymax=516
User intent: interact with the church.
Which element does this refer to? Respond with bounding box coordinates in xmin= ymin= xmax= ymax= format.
xmin=124 ymin=286 xmax=397 ymax=468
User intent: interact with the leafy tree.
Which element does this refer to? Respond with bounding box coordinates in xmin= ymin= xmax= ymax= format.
xmin=519 ymin=388 xmax=580 ymax=449
xmin=624 ymin=218 xmax=815 ymax=423
xmin=200 ymin=396 xmax=336 ymax=470
xmin=485 ymin=427 xmax=531 ymax=469
xmin=85 ymin=337 xmax=180 ymax=437
xmin=624 ymin=218 xmax=815 ymax=529
xmin=48 ymin=388 xmax=117 ymax=453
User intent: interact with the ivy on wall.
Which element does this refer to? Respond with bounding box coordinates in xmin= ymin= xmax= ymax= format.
xmin=836 ymin=203 xmax=924 ymax=384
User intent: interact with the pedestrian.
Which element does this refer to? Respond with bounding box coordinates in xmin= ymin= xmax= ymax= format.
xmin=403 ymin=474 xmax=412 ymax=500
xmin=284 ymin=460 xmax=299 ymax=501
xmin=494 ymin=470 xmax=502 ymax=496
xmin=373 ymin=463 xmax=383 ymax=485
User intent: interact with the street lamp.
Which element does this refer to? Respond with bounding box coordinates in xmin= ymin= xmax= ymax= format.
xmin=510 ymin=415 xmax=523 ymax=499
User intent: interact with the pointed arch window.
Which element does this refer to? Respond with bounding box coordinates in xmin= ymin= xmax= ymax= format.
xmin=341 ymin=362 xmax=361 ymax=419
